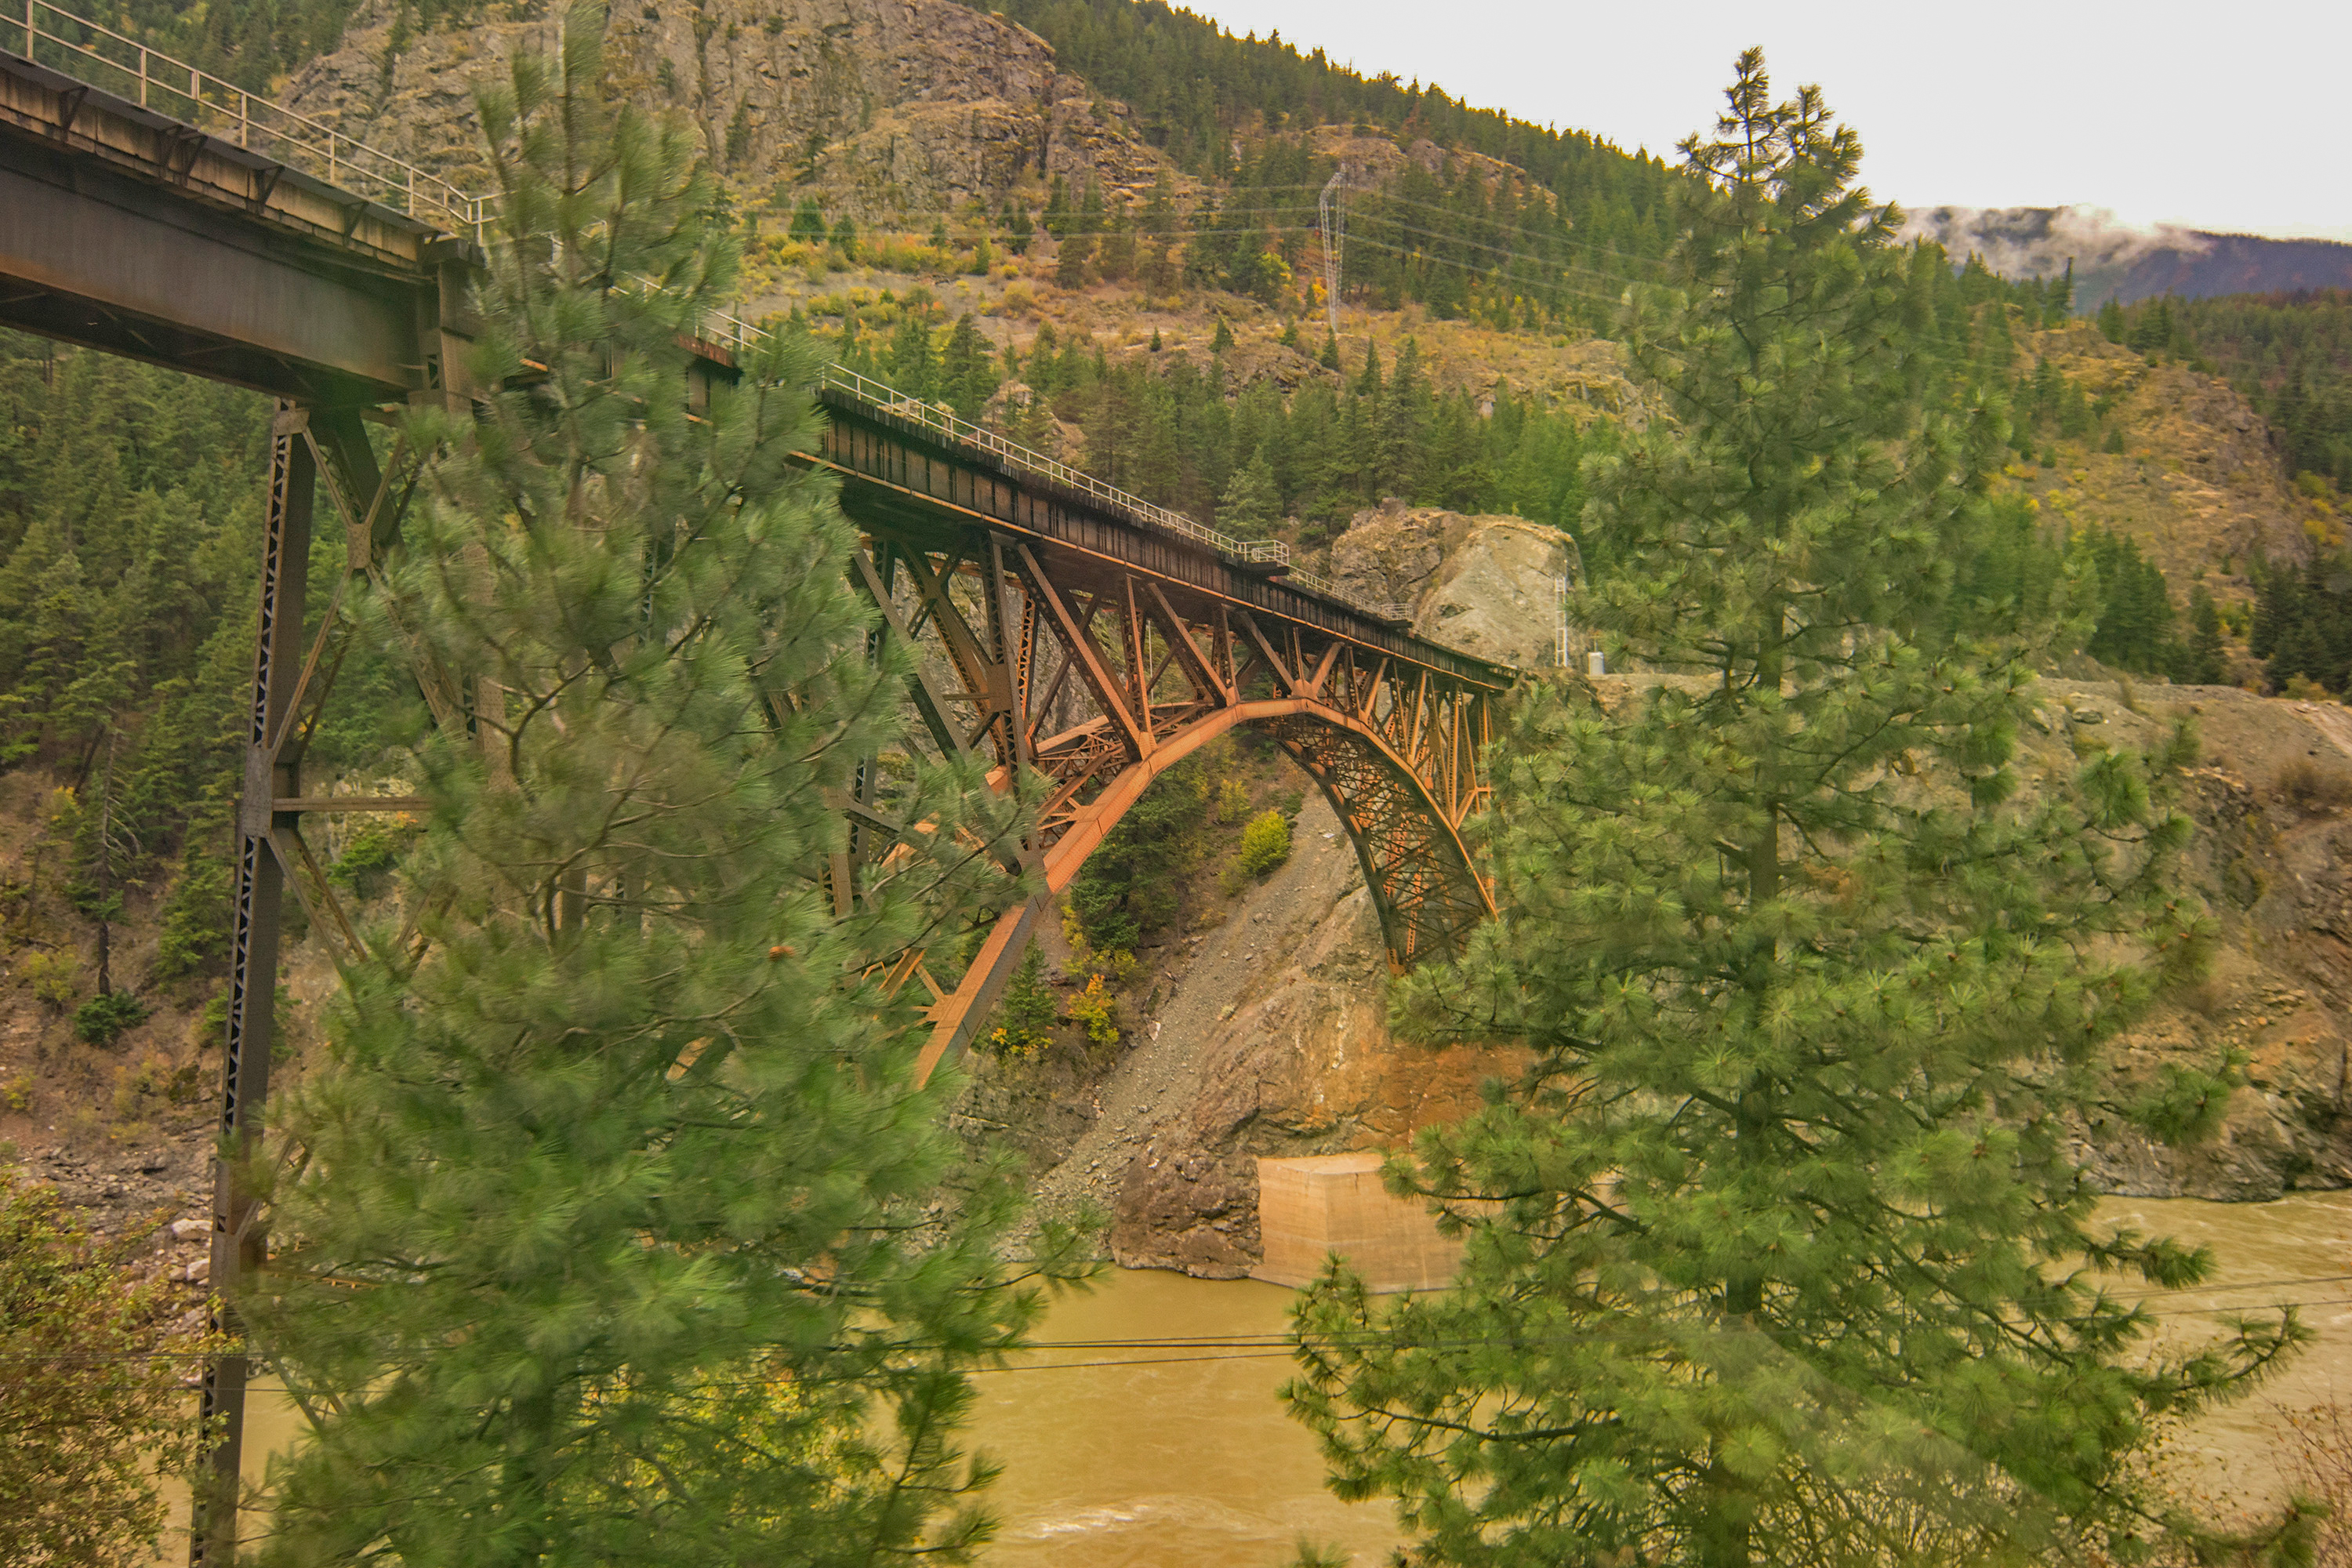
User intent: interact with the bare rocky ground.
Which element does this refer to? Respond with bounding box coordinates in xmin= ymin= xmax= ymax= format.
xmin=960 ymin=786 xmax=1512 ymax=1275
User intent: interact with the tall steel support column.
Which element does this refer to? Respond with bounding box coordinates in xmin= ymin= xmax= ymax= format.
xmin=193 ymin=404 xmax=314 ymax=1567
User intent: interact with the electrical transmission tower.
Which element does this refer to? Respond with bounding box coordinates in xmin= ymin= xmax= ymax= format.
xmin=1318 ymin=169 xmax=1348 ymax=339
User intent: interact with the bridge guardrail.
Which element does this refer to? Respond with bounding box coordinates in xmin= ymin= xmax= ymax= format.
xmin=817 ymin=362 xmax=1406 ymax=620
xmin=6 ymin=0 xmax=491 ymax=241
xmin=686 ymin=306 xmax=1408 ymax=622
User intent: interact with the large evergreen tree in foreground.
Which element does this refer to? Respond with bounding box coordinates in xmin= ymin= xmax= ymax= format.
xmin=1285 ymin=52 xmax=2303 ymax=1568
xmin=246 ymin=16 xmax=1063 ymax=1564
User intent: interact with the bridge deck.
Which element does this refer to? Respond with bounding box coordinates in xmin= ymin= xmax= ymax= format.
xmin=0 ymin=33 xmax=474 ymax=401
xmin=811 ymin=373 xmax=1515 ymax=689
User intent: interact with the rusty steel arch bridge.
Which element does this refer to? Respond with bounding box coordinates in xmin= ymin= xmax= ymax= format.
xmin=0 ymin=8 xmax=1518 ymax=1559
xmin=808 ymin=365 xmax=1508 ymax=1082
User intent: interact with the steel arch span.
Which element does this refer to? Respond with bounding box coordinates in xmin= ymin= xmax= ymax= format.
xmin=800 ymin=385 xmax=1516 ymax=1086
xmin=822 ymin=506 xmax=1509 ymax=1087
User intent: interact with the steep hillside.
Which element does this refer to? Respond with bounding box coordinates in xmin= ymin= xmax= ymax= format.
xmin=280 ymin=0 xmax=1164 ymax=220
xmin=2001 ymin=321 xmax=2326 ymax=601
xmin=7 ymin=0 xmax=2350 ymax=1279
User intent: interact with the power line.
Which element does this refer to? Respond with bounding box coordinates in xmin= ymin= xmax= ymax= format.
xmin=1204 ymin=187 xmax=1678 ymax=276
xmin=12 ymin=1273 xmax=2350 ymax=1372
xmin=1199 ymin=182 xmax=1675 ymax=258
xmin=1180 ymin=216 xmax=1656 ymax=299
xmin=986 ymin=222 xmax=1648 ymax=318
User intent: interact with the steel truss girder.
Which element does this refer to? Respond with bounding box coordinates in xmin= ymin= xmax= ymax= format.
xmin=847 ymin=514 xmax=1504 ymax=1087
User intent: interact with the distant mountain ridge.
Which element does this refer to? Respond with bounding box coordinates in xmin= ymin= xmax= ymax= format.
xmin=1901 ymin=205 xmax=2352 ymax=307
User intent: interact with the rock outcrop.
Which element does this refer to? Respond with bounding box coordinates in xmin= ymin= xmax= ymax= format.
xmin=1330 ymin=501 xmax=1577 ymax=670
xmin=1104 ymin=796 xmax=1515 ymax=1276
xmin=281 ymin=0 xmax=1170 ymax=223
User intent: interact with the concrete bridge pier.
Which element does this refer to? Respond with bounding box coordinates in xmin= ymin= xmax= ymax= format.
xmin=1252 ymin=1152 xmax=1464 ymax=1294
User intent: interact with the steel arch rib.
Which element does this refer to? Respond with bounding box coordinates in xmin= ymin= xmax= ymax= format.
xmin=1036 ymin=699 xmax=1482 ymax=899
xmin=909 ymin=696 xmax=1490 ymax=1086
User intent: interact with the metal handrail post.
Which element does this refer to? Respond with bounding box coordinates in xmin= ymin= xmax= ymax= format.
xmin=24 ymin=0 xmax=490 ymax=239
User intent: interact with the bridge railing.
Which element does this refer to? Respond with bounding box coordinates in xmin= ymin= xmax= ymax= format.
xmin=7 ymin=3 xmax=1407 ymax=626
xmin=815 ymin=361 xmax=1405 ymax=619
xmin=685 ymin=308 xmax=1408 ymax=622
xmin=6 ymin=0 xmax=490 ymax=241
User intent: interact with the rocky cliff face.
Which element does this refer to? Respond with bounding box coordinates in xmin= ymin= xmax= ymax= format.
xmin=281 ymin=0 xmax=1169 ymax=222
xmin=1098 ymin=798 xmax=1515 ymax=1275
xmin=1329 ymin=502 xmax=1577 ymax=671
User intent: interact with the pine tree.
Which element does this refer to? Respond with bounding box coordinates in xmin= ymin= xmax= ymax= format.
xmin=247 ymin=17 xmax=1069 ymax=1565
xmin=1141 ymin=169 xmax=1177 ymax=240
xmin=984 ymin=942 xmax=1057 ymax=1057
xmin=1184 ymin=197 xmax=1236 ymax=290
xmin=1287 ymin=51 xmax=2299 ymax=1568
xmin=938 ymin=312 xmax=998 ymax=419
xmin=1218 ymin=450 xmax=1279 ymax=533
xmin=888 ymin=307 xmax=938 ymax=401
xmin=1098 ymin=201 xmax=1136 ymax=282
xmin=1041 ymin=174 xmax=1070 ymax=240
xmin=1055 ymin=207 xmax=1095 ymax=289
xmin=1375 ymin=336 xmax=1427 ymax=498
xmin=787 ymin=196 xmax=827 ymax=245
xmin=724 ymin=99 xmax=753 ymax=169
xmin=2028 ymin=354 xmax=2060 ymax=426
xmin=2185 ymin=584 xmax=2228 ymax=685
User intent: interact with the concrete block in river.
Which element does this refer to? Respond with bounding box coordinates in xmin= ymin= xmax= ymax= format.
xmin=1252 ymin=1152 xmax=1459 ymax=1293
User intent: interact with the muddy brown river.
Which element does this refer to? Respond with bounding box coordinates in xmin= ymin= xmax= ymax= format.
xmin=209 ymin=1192 xmax=2350 ymax=1566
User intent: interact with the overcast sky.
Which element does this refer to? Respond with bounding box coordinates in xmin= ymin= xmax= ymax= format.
xmin=1183 ymin=0 xmax=2350 ymax=241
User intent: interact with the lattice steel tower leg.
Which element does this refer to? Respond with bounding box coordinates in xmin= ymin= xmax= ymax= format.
xmin=191 ymin=404 xmax=313 ymax=1566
